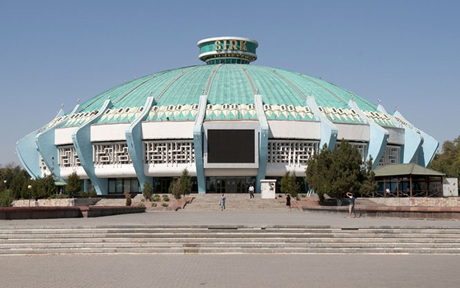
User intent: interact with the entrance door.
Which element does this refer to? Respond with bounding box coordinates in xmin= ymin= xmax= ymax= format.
xmin=157 ymin=178 xmax=172 ymax=194
xmin=226 ymin=179 xmax=237 ymax=193
xmin=236 ymin=179 xmax=248 ymax=193
xmin=215 ymin=178 xmax=247 ymax=194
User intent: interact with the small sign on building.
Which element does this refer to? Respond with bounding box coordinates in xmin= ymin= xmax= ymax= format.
xmin=443 ymin=178 xmax=458 ymax=197
xmin=260 ymin=179 xmax=276 ymax=199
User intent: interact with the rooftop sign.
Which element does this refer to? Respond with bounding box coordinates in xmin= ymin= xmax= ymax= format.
xmin=197 ymin=37 xmax=258 ymax=64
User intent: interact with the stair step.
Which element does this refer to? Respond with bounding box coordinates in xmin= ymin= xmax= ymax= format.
xmin=2 ymin=225 xmax=460 ymax=255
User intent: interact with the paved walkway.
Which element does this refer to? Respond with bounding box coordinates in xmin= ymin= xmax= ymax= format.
xmin=1 ymin=254 xmax=459 ymax=288
xmin=1 ymin=209 xmax=459 ymax=229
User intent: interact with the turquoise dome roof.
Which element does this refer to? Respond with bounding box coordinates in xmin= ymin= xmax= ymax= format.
xmin=59 ymin=64 xmax=394 ymax=128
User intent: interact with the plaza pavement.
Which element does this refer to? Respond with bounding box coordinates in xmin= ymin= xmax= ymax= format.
xmin=1 ymin=209 xmax=460 ymax=229
xmin=1 ymin=210 xmax=460 ymax=288
xmin=0 ymin=253 xmax=459 ymax=287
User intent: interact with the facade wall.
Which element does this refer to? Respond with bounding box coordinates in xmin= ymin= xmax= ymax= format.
xmin=268 ymin=121 xmax=321 ymax=139
xmin=369 ymin=197 xmax=460 ymax=207
xmin=142 ymin=122 xmax=194 ymax=139
xmin=335 ymin=123 xmax=369 ymax=142
xmin=52 ymin=119 xmax=407 ymax=193
xmin=91 ymin=124 xmax=130 ymax=142
xmin=55 ymin=127 xmax=76 ymax=145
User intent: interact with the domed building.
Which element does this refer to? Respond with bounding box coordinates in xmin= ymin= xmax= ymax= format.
xmin=16 ymin=37 xmax=438 ymax=195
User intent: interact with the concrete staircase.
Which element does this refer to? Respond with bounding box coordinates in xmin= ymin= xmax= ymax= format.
xmin=1 ymin=225 xmax=460 ymax=255
xmin=184 ymin=194 xmax=288 ymax=211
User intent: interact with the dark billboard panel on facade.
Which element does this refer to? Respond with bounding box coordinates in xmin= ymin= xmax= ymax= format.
xmin=207 ymin=129 xmax=255 ymax=163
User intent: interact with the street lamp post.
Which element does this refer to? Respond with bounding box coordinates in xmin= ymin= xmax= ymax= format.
xmin=28 ymin=184 xmax=32 ymax=207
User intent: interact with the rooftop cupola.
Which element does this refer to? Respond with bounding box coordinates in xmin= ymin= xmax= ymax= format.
xmin=197 ymin=37 xmax=258 ymax=65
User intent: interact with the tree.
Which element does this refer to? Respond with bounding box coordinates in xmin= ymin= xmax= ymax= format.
xmin=124 ymin=191 xmax=132 ymax=206
xmin=179 ymin=168 xmax=192 ymax=197
xmin=169 ymin=178 xmax=182 ymax=200
xmin=0 ymin=189 xmax=14 ymax=207
xmin=359 ymin=157 xmax=378 ymax=196
xmin=0 ymin=164 xmax=29 ymax=199
xmin=143 ymin=181 xmax=153 ymax=201
xmin=280 ymin=171 xmax=300 ymax=199
xmin=305 ymin=144 xmax=333 ymax=203
xmin=429 ymin=136 xmax=460 ymax=179
xmin=306 ymin=141 xmax=375 ymax=204
xmin=329 ymin=141 xmax=362 ymax=199
xmin=66 ymin=172 xmax=82 ymax=196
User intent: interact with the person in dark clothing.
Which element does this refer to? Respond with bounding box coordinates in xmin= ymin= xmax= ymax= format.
xmin=286 ymin=194 xmax=291 ymax=210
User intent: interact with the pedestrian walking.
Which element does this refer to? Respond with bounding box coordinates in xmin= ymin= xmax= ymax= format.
xmin=220 ymin=193 xmax=226 ymax=211
xmin=346 ymin=191 xmax=357 ymax=218
xmin=286 ymin=194 xmax=291 ymax=210
xmin=249 ymin=184 xmax=254 ymax=199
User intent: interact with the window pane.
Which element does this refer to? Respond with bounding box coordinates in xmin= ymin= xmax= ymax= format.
xmin=131 ymin=179 xmax=139 ymax=193
xmin=124 ymin=179 xmax=131 ymax=193
xmin=109 ymin=179 xmax=116 ymax=193
xmin=116 ymin=179 xmax=123 ymax=193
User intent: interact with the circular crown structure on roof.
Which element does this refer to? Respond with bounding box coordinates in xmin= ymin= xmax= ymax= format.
xmin=16 ymin=36 xmax=438 ymax=196
xmin=198 ymin=36 xmax=258 ymax=64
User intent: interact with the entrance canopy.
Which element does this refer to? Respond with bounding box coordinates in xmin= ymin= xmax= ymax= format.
xmin=372 ymin=163 xmax=445 ymax=197
xmin=54 ymin=182 xmax=67 ymax=186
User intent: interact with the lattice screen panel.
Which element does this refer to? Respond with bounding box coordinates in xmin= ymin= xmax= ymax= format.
xmin=378 ymin=146 xmax=401 ymax=166
xmin=144 ymin=141 xmax=195 ymax=165
xmin=94 ymin=143 xmax=132 ymax=165
xmin=267 ymin=140 xmax=318 ymax=166
xmin=58 ymin=147 xmax=81 ymax=168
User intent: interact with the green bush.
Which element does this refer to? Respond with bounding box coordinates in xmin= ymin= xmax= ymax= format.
xmin=48 ymin=194 xmax=68 ymax=199
xmin=90 ymin=190 xmax=97 ymax=198
xmin=179 ymin=168 xmax=192 ymax=197
xmin=154 ymin=194 xmax=160 ymax=198
xmin=169 ymin=178 xmax=182 ymax=200
xmin=151 ymin=203 xmax=157 ymax=207
xmin=141 ymin=199 xmax=145 ymax=202
xmin=301 ymin=194 xmax=306 ymax=198
xmin=280 ymin=171 xmax=300 ymax=199
xmin=80 ymin=191 xmax=89 ymax=198
xmin=163 ymin=197 xmax=170 ymax=202
xmin=143 ymin=181 xmax=153 ymax=201
xmin=124 ymin=191 xmax=131 ymax=206
xmin=66 ymin=172 xmax=82 ymax=196
xmin=0 ymin=190 xmax=14 ymax=207
xmin=138 ymin=203 xmax=145 ymax=207
xmin=161 ymin=203 xmax=168 ymax=207
xmin=152 ymin=197 xmax=161 ymax=202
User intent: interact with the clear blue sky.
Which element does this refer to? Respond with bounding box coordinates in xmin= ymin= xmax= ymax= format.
xmin=1 ymin=0 xmax=459 ymax=166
